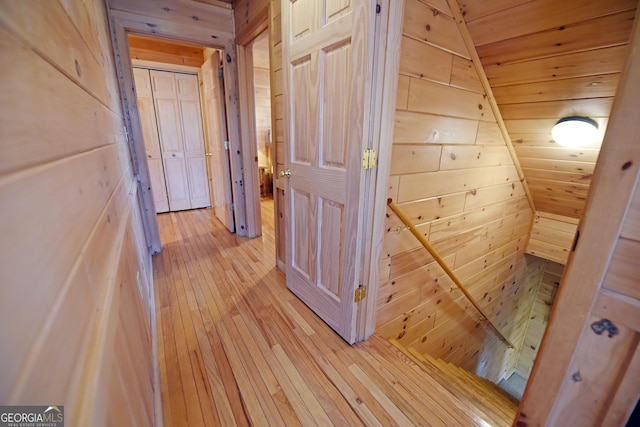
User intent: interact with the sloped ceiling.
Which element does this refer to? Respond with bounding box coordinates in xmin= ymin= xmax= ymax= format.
xmin=459 ymin=0 xmax=638 ymax=218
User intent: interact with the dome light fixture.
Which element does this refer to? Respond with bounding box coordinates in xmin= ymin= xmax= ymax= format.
xmin=551 ymin=116 xmax=599 ymax=148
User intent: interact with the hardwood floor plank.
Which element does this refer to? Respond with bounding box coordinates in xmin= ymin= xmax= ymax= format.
xmin=152 ymin=200 xmax=517 ymax=426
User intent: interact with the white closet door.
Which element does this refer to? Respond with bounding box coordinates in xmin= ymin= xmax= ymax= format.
xmin=175 ymin=73 xmax=211 ymax=209
xmin=151 ymin=70 xmax=191 ymax=211
xmin=133 ymin=68 xmax=169 ymax=213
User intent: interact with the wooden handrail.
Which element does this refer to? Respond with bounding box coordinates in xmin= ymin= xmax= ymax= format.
xmin=387 ymin=199 xmax=516 ymax=349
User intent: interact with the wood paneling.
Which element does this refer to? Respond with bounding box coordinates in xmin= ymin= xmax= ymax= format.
xmin=269 ymin=0 xmax=286 ymax=270
xmin=234 ymin=0 xmax=270 ymax=44
xmin=253 ymin=32 xmax=272 ymax=170
xmin=462 ymin=0 xmax=638 ymax=220
xmin=0 ymin=1 xmax=155 ymax=425
xmin=516 ymin=13 xmax=640 ymax=423
xmin=526 ymin=211 xmax=579 ymax=264
xmin=128 ymin=34 xmax=204 ymax=67
xmin=514 ymin=260 xmax=562 ymax=378
xmin=466 ymin=0 xmax=637 ymax=47
xmin=378 ymin=0 xmax=534 ymax=383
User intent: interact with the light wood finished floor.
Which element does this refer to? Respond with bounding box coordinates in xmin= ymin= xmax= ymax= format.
xmin=152 ymin=199 xmax=512 ymax=426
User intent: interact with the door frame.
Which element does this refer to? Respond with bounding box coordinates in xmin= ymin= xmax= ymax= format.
xmin=107 ymin=2 xmax=248 ymax=255
xmin=237 ymin=41 xmax=263 ymax=238
xmin=355 ymin=1 xmax=405 ymax=341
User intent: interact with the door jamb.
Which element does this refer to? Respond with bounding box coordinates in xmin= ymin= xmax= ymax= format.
xmin=355 ymin=0 xmax=405 ymax=341
xmin=237 ymin=42 xmax=262 ymax=238
xmin=107 ymin=7 xmax=249 ymax=255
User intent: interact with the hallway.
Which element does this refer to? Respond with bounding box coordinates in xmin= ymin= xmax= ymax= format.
xmin=152 ymin=201 xmax=514 ymax=426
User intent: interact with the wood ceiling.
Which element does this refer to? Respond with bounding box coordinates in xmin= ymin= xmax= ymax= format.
xmin=151 ymin=0 xmax=638 ymax=221
xmin=459 ymin=0 xmax=638 ymax=219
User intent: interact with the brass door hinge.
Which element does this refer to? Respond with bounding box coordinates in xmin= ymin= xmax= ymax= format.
xmin=362 ymin=149 xmax=377 ymax=169
xmin=354 ymin=285 xmax=367 ymax=302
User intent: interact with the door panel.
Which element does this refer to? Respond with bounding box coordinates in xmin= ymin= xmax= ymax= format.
xmin=291 ymin=59 xmax=312 ymax=163
xmin=186 ymin=157 xmax=210 ymax=209
xmin=154 ymin=98 xmax=183 ymax=153
xmin=202 ymin=53 xmax=235 ymax=232
xmin=150 ymin=70 xmax=212 ymax=212
xmin=322 ymin=43 xmax=350 ymax=169
xmin=319 ymin=198 xmax=343 ymax=298
xmin=175 ymin=73 xmax=210 ymax=209
xmin=133 ymin=68 xmax=169 ymax=213
xmin=283 ymin=0 xmax=376 ymax=343
xmin=292 ymin=189 xmax=311 ymax=276
xmin=163 ymin=155 xmax=191 ymax=211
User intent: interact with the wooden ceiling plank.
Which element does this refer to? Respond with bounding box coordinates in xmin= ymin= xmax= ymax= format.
xmin=493 ymin=74 xmax=620 ymax=105
xmin=458 ymin=0 xmax=533 ymax=23
xmin=533 ymin=201 xmax=582 ymax=219
xmin=485 ymin=45 xmax=629 ymax=87
xmin=515 ymin=146 xmax=600 ymax=163
xmin=505 ymin=117 xmax=608 ymax=137
xmin=522 ymin=168 xmax=593 ymax=185
xmin=530 ymin=193 xmax=586 ymax=210
xmin=518 ymin=157 xmax=596 ymax=174
xmin=535 ymin=210 xmax=579 ymax=226
xmin=529 ymin=184 xmax=590 ymax=200
xmin=467 ymin=0 xmax=638 ymax=47
xmin=477 ymin=9 xmax=637 ymax=67
xmin=499 ymin=97 xmax=615 ymax=120
xmin=511 ymin=133 xmax=556 ymax=147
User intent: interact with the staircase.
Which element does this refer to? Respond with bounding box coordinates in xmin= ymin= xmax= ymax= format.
xmin=388 ymin=338 xmax=519 ymax=427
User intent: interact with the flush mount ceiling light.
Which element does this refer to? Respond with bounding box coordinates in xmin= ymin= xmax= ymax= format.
xmin=551 ymin=116 xmax=599 ymax=148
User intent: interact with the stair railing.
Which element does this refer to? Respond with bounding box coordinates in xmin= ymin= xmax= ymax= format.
xmin=387 ymin=198 xmax=516 ymax=349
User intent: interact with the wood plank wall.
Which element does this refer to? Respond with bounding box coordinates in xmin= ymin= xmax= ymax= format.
xmin=375 ymin=0 xmax=538 ymax=383
xmin=526 ymin=212 xmax=578 ymax=264
xmin=461 ymin=0 xmax=638 ymax=220
xmin=0 ymin=1 xmax=155 ymax=425
xmin=128 ymin=34 xmax=205 ymax=67
xmin=517 ymin=12 xmax=640 ymax=422
xmin=253 ymin=34 xmax=272 ymax=169
xmin=269 ymin=0 xmax=286 ymax=268
xmin=514 ymin=260 xmax=562 ymax=379
xmin=234 ymin=0 xmax=270 ymax=44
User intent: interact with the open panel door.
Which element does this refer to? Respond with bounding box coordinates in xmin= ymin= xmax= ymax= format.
xmin=282 ymin=0 xmax=379 ymax=343
xmin=202 ymin=52 xmax=235 ymax=232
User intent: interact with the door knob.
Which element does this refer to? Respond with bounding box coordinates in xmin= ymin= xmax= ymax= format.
xmin=279 ymin=169 xmax=291 ymax=178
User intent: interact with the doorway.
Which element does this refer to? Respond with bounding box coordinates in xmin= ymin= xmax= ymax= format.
xmin=128 ymin=34 xmax=236 ymax=232
xmin=250 ymin=30 xmax=275 ymax=238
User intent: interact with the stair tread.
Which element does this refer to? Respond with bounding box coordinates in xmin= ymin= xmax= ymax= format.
xmin=413 ymin=348 xmax=518 ymax=419
xmin=419 ymin=351 xmax=518 ymax=406
xmin=388 ymin=339 xmax=517 ymax=427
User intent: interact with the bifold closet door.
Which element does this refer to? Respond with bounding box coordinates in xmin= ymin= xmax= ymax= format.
xmin=150 ymin=70 xmax=210 ymax=211
xmin=133 ymin=68 xmax=169 ymax=213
